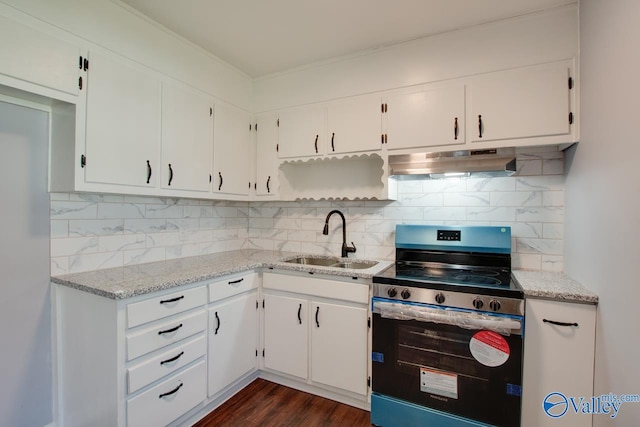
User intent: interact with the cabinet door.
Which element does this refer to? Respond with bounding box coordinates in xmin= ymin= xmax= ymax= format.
xmin=278 ymin=106 xmax=325 ymax=158
xmin=213 ymin=103 xmax=251 ymax=196
xmin=386 ymin=83 xmax=465 ymax=150
xmin=263 ymin=294 xmax=308 ymax=379
xmin=84 ymin=51 xmax=160 ymax=188
xmin=161 ymin=82 xmax=213 ymax=193
xmin=255 ymin=113 xmax=279 ymax=196
xmin=521 ymin=299 xmax=596 ymax=427
xmin=468 ymin=62 xmax=571 ymax=143
xmin=311 ymin=301 xmax=368 ymax=395
xmin=208 ymin=291 xmax=258 ymax=397
xmin=0 ymin=15 xmax=79 ymax=95
xmin=327 ymin=96 xmax=382 ymax=154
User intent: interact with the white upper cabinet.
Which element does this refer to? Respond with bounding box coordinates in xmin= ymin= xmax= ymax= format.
xmin=278 ymin=105 xmax=326 ymax=158
xmin=160 ymin=82 xmax=213 ymax=194
xmin=468 ymin=61 xmax=572 ymax=144
xmin=213 ymin=103 xmax=251 ymax=197
xmin=83 ymin=50 xmax=161 ymax=189
xmin=385 ymin=83 xmax=466 ymax=151
xmin=255 ymin=112 xmax=279 ymax=197
xmin=327 ymin=95 xmax=382 ymax=155
xmin=0 ymin=14 xmax=79 ymax=96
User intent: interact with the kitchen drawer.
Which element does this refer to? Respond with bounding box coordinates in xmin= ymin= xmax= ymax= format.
xmin=127 ymin=286 xmax=207 ymax=329
xmin=127 ymin=359 xmax=206 ymax=427
xmin=127 ymin=309 xmax=207 ymax=361
xmin=128 ymin=334 xmax=206 ymax=394
xmin=208 ymin=271 xmax=259 ymax=303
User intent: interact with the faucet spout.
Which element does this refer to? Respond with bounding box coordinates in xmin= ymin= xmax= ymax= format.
xmin=322 ymin=210 xmax=356 ymax=258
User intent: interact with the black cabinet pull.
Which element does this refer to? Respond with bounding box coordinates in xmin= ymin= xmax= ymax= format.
xmin=160 ymin=295 xmax=184 ymax=304
xmin=478 ymin=115 xmax=484 ymax=138
xmin=79 ymin=56 xmax=83 ymax=69
xmin=543 ymin=319 xmax=579 ymax=327
xmin=168 ymin=164 xmax=173 ymax=186
xmin=158 ymin=382 xmax=183 ymax=399
xmin=314 ymin=134 xmax=318 ymax=153
xmin=214 ymin=312 xmax=220 ymax=335
xmin=146 ymin=160 xmax=152 ymax=184
xmin=315 ymin=306 xmax=320 ymax=328
xmin=454 ymin=117 xmax=459 ymax=140
xmin=78 ymin=76 xmax=83 ymax=90
xmin=331 ymin=133 xmax=335 ymax=152
xmin=160 ymin=351 xmax=184 ymax=365
xmin=83 ymin=58 xmax=89 ymax=71
xmin=158 ymin=323 xmax=183 ymax=335
xmin=228 ymin=278 xmax=244 ymax=285
xmin=266 ymin=176 xmax=271 ymax=193
xmin=297 ymin=303 xmax=302 ymax=324
xmin=80 ymin=154 xmax=86 ymax=168
xmin=218 ymin=172 xmax=223 ymax=191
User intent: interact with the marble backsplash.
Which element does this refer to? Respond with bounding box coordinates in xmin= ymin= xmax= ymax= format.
xmin=50 ymin=147 xmax=565 ymax=275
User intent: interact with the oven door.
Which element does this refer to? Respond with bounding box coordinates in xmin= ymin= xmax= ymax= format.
xmin=371 ymin=298 xmax=523 ymax=427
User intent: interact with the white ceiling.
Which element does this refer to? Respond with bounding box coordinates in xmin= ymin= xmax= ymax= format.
xmin=118 ymin=0 xmax=575 ymax=78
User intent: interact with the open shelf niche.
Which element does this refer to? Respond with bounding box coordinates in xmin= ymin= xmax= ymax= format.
xmin=277 ymin=153 xmax=397 ymax=201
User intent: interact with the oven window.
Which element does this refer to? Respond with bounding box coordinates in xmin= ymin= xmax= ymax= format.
xmin=372 ymin=313 xmax=522 ymax=426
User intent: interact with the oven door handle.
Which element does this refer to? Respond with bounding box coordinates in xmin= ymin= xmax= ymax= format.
xmin=373 ymin=301 xmax=522 ymax=335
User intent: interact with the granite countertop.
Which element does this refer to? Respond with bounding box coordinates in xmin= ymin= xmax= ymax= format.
xmin=51 ymin=249 xmax=393 ymax=300
xmin=513 ymin=270 xmax=599 ymax=304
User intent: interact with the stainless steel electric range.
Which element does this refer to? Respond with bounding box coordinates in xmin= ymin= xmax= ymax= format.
xmin=371 ymin=224 xmax=524 ymax=427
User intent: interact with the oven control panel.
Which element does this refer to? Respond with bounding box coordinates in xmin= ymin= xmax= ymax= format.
xmin=437 ymin=229 xmax=461 ymax=241
xmin=373 ymin=284 xmax=524 ymax=317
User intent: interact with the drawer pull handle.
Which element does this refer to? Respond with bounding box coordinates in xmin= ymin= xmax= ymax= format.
xmin=315 ymin=306 xmax=320 ymax=328
xmin=228 ymin=278 xmax=244 ymax=285
xmin=160 ymin=295 xmax=184 ymax=304
xmin=158 ymin=382 xmax=183 ymax=399
xmin=543 ymin=319 xmax=579 ymax=327
xmin=215 ymin=312 xmax=220 ymax=335
xmin=297 ymin=303 xmax=302 ymax=325
xmin=158 ymin=323 xmax=183 ymax=335
xmin=160 ymin=351 xmax=184 ymax=365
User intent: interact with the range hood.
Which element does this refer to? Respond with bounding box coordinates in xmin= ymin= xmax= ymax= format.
xmin=389 ymin=148 xmax=517 ymax=179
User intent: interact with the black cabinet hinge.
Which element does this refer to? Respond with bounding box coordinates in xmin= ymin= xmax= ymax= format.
xmin=367 ymin=376 xmax=371 ymax=388
xmin=568 ymin=77 xmax=574 ymax=90
xmin=368 ymin=317 xmax=371 ymax=329
xmin=569 ymin=112 xmax=574 ymax=125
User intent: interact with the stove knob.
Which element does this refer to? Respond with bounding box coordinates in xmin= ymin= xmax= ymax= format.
xmin=472 ymin=298 xmax=484 ymax=310
xmin=435 ymin=292 xmax=445 ymax=304
xmin=387 ymin=288 xmax=398 ymax=298
xmin=401 ymin=289 xmax=411 ymax=300
xmin=489 ymin=299 xmax=501 ymax=312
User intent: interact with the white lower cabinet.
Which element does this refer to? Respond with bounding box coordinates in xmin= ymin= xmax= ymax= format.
xmin=55 ymin=283 xmax=208 ymax=427
xmin=522 ymin=298 xmax=597 ymax=427
xmin=207 ymin=271 xmax=259 ymax=397
xmin=262 ymin=271 xmax=370 ymax=399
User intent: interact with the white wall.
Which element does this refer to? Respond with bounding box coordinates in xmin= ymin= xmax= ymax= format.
xmin=254 ymin=5 xmax=578 ymax=112
xmin=564 ymin=0 xmax=640 ymax=425
xmin=0 ymin=0 xmax=253 ymax=110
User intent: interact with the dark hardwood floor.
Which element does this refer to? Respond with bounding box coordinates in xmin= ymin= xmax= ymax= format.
xmin=193 ymin=379 xmax=372 ymax=427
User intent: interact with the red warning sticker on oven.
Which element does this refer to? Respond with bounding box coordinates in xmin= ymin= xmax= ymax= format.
xmin=469 ymin=330 xmax=510 ymax=367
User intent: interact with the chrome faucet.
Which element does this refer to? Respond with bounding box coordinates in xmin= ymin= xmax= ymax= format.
xmin=322 ymin=209 xmax=356 ymax=258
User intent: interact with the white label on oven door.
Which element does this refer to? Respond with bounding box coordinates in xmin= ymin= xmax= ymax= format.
xmin=420 ymin=367 xmax=458 ymax=399
xmin=469 ymin=330 xmax=510 ymax=367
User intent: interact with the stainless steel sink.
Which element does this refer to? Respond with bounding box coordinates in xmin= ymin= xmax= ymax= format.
xmin=283 ymin=256 xmax=378 ymax=270
xmin=283 ymin=257 xmax=338 ymax=267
